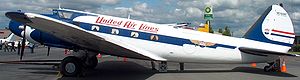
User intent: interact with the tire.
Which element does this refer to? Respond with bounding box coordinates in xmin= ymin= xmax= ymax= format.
xmin=60 ymin=56 xmax=82 ymax=77
xmin=86 ymin=56 xmax=98 ymax=69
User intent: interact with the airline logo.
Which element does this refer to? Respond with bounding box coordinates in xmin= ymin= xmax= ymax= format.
xmin=95 ymin=16 xmax=159 ymax=33
xmin=264 ymin=29 xmax=270 ymax=34
xmin=190 ymin=40 xmax=216 ymax=47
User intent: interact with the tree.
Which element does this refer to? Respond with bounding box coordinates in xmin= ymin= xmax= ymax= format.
xmin=222 ymin=26 xmax=232 ymax=36
xmin=218 ymin=28 xmax=223 ymax=33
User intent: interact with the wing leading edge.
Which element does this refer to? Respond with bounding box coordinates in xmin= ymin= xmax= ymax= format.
xmin=239 ymin=47 xmax=299 ymax=57
xmin=6 ymin=12 xmax=166 ymax=61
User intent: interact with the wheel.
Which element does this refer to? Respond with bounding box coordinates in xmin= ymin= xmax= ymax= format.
xmin=151 ymin=61 xmax=156 ymax=70
xmin=60 ymin=56 xmax=82 ymax=77
xmin=179 ymin=63 xmax=184 ymax=71
xmin=85 ymin=56 xmax=98 ymax=69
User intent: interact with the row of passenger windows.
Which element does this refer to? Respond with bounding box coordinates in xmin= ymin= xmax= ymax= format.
xmin=111 ymin=28 xmax=159 ymax=41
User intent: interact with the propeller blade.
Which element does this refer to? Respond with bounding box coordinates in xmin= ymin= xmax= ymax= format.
xmin=47 ymin=46 xmax=50 ymax=56
xmin=20 ymin=25 xmax=26 ymax=60
xmin=17 ymin=41 xmax=21 ymax=55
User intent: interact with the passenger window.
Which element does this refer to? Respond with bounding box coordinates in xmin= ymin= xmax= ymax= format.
xmin=91 ymin=25 xmax=100 ymax=31
xmin=131 ymin=32 xmax=139 ymax=38
xmin=150 ymin=35 xmax=159 ymax=41
xmin=111 ymin=29 xmax=119 ymax=35
xmin=58 ymin=11 xmax=73 ymax=19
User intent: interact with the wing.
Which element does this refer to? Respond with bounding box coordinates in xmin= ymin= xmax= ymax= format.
xmin=6 ymin=12 xmax=166 ymax=61
xmin=239 ymin=47 xmax=299 ymax=57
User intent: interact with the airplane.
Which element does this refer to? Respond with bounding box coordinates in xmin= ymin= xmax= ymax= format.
xmin=0 ymin=33 xmax=16 ymax=44
xmin=5 ymin=3 xmax=299 ymax=77
xmin=8 ymin=40 xmax=31 ymax=48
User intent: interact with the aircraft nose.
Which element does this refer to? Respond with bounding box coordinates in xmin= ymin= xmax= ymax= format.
xmin=6 ymin=12 xmax=27 ymax=37
xmin=5 ymin=12 xmax=32 ymax=24
xmin=8 ymin=20 xmax=23 ymax=37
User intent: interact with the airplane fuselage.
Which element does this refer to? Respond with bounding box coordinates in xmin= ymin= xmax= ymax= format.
xmin=72 ymin=14 xmax=290 ymax=63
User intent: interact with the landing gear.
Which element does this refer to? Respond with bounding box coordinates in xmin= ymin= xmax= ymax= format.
xmin=84 ymin=56 xmax=98 ymax=69
xmin=179 ymin=63 xmax=184 ymax=71
xmin=151 ymin=61 xmax=156 ymax=70
xmin=60 ymin=50 xmax=99 ymax=77
xmin=264 ymin=59 xmax=281 ymax=72
xmin=263 ymin=65 xmax=272 ymax=72
xmin=159 ymin=61 xmax=168 ymax=72
xmin=60 ymin=56 xmax=82 ymax=77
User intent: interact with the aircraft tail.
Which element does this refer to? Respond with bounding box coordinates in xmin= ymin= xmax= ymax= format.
xmin=243 ymin=4 xmax=295 ymax=47
xmin=5 ymin=33 xmax=16 ymax=42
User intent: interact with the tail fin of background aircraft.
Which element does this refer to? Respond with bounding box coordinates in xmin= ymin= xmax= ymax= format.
xmin=243 ymin=4 xmax=295 ymax=47
xmin=5 ymin=33 xmax=16 ymax=42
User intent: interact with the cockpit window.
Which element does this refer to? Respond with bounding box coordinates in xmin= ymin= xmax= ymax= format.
xmin=53 ymin=10 xmax=58 ymax=14
xmin=58 ymin=11 xmax=73 ymax=19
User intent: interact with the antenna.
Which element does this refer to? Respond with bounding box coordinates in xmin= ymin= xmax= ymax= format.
xmin=58 ymin=0 xmax=61 ymax=9
xmin=127 ymin=8 xmax=131 ymax=19
xmin=127 ymin=14 xmax=131 ymax=19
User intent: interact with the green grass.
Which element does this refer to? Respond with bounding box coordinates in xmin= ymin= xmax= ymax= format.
xmin=288 ymin=52 xmax=300 ymax=54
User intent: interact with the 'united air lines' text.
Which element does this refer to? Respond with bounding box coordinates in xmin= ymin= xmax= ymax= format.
xmin=95 ymin=17 xmax=159 ymax=33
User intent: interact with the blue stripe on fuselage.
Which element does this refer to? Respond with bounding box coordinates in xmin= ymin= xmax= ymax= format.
xmin=79 ymin=23 xmax=237 ymax=49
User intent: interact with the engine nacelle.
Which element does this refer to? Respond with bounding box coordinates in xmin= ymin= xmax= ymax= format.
xmin=20 ymin=25 xmax=40 ymax=44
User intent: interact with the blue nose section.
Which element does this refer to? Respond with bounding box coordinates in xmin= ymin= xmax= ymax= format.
xmin=8 ymin=20 xmax=23 ymax=37
xmin=5 ymin=12 xmax=29 ymax=37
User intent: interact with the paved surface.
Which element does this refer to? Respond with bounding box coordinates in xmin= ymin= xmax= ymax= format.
xmin=0 ymin=47 xmax=300 ymax=80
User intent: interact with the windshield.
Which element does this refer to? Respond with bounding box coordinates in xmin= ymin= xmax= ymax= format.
xmin=58 ymin=11 xmax=73 ymax=19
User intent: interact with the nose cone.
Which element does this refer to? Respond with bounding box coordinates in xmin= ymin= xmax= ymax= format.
xmin=8 ymin=21 xmax=23 ymax=37
xmin=5 ymin=12 xmax=32 ymax=24
xmin=6 ymin=12 xmax=33 ymax=38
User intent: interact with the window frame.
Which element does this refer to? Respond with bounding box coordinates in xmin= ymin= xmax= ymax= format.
xmin=130 ymin=32 xmax=139 ymax=38
xmin=150 ymin=35 xmax=159 ymax=41
xmin=111 ymin=28 xmax=119 ymax=35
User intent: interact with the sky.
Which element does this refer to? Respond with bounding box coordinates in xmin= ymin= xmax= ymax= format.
xmin=0 ymin=0 xmax=299 ymax=37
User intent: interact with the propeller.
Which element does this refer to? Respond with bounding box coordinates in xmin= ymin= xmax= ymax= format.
xmin=20 ymin=25 xmax=26 ymax=60
xmin=47 ymin=46 xmax=50 ymax=56
xmin=17 ymin=41 xmax=21 ymax=55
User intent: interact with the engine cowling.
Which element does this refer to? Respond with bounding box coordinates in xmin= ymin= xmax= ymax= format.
xmin=19 ymin=25 xmax=40 ymax=44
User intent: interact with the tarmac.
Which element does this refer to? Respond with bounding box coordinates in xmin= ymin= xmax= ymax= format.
xmin=0 ymin=47 xmax=300 ymax=80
